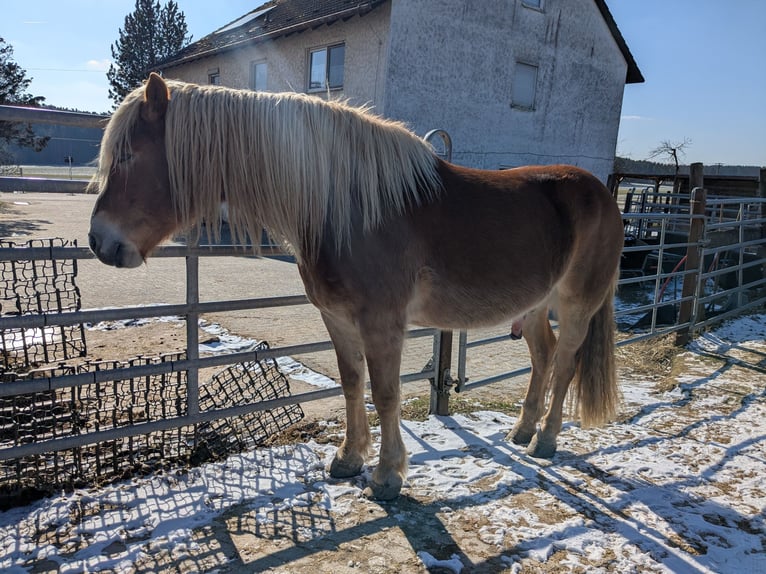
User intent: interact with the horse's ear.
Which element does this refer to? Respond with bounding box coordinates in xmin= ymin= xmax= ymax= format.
xmin=141 ymin=72 xmax=170 ymax=124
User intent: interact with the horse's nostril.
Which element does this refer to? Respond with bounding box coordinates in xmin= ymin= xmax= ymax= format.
xmin=88 ymin=232 xmax=98 ymax=252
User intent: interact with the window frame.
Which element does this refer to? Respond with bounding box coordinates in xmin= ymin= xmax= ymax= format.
xmin=250 ymin=60 xmax=268 ymax=91
xmin=208 ymin=68 xmax=221 ymax=85
xmin=511 ymin=61 xmax=539 ymax=111
xmin=521 ymin=0 xmax=544 ymax=11
xmin=307 ymin=43 xmax=345 ymax=93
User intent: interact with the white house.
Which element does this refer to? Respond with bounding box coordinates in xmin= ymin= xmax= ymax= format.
xmin=157 ymin=0 xmax=643 ymax=182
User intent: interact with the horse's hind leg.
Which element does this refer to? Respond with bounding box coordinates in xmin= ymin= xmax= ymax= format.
xmin=322 ymin=312 xmax=371 ymax=479
xmin=526 ymin=295 xmax=592 ymax=458
xmin=508 ymin=306 xmax=556 ymax=446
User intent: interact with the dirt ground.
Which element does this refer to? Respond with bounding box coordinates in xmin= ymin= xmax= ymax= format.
xmin=6 ymin=330 xmax=763 ymax=574
xmin=2 ymin=193 xmax=765 ymax=573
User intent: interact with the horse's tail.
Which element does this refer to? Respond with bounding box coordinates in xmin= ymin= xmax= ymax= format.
xmin=571 ymin=277 xmax=620 ymax=428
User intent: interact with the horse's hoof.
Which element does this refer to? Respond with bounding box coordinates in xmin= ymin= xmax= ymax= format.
xmin=526 ymin=433 xmax=557 ymax=459
xmin=363 ymin=478 xmax=402 ymax=501
xmin=329 ymin=454 xmax=364 ymax=478
xmin=507 ymin=423 xmax=535 ymax=446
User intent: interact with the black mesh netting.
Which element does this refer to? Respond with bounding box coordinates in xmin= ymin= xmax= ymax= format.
xmin=0 ymin=238 xmax=86 ymax=372
xmin=0 ymin=346 xmax=304 ymax=508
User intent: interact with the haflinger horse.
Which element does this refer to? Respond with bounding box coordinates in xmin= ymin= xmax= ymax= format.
xmin=88 ymin=73 xmax=624 ymax=500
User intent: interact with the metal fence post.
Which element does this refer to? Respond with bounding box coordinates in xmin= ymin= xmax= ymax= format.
xmin=186 ymin=239 xmax=200 ymax=420
xmin=676 ymin=186 xmax=707 ymax=345
xmin=424 ymin=128 xmax=454 ymax=416
xmin=430 ymin=329 xmax=453 ymax=415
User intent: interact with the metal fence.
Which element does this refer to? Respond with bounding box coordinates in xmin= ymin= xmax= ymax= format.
xmin=449 ymin=188 xmax=766 ymax=395
xmin=0 ymin=237 xmax=442 ymax=504
xmin=1 ymin=105 xmax=764 ymax=506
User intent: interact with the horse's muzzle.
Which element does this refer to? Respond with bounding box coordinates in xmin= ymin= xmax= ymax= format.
xmin=88 ymin=216 xmax=144 ymax=268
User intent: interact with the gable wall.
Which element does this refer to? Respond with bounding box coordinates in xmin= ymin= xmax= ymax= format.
xmin=383 ymin=0 xmax=629 ymax=181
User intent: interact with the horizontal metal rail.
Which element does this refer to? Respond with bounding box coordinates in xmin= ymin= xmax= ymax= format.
xmin=0 ymin=326 xmax=437 ymax=398
xmin=0 ymin=294 xmax=310 ymax=330
xmin=692 ymin=294 xmax=766 ymax=332
xmin=458 ymin=365 xmax=531 ymax=393
xmin=0 ymin=243 xmax=286 ymax=262
xmin=0 ymin=356 xmax=445 ymax=462
xmin=0 ymin=385 xmax=343 ymax=461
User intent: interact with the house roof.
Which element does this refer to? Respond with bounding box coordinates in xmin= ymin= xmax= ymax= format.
xmin=157 ymin=0 xmax=643 ymax=84
xmin=594 ymin=0 xmax=644 ymax=83
xmin=156 ymin=0 xmax=387 ymax=71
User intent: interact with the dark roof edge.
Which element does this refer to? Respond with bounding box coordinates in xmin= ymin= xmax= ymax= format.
xmin=157 ymin=2 xmax=382 ymax=71
xmin=595 ymin=0 xmax=644 ymax=84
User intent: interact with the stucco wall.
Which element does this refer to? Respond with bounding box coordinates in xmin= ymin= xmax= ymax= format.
xmin=163 ymin=0 xmax=629 ymax=182
xmin=163 ymin=4 xmax=391 ymax=110
xmin=384 ymin=0 xmax=628 ymax=181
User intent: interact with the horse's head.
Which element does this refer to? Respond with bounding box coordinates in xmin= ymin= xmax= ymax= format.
xmin=88 ymin=73 xmax=178 ymax=268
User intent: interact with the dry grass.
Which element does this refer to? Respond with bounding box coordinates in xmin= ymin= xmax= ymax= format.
xmin=616 ymin=333 xmax=680 ymax=382
xmin=371 ymin=394 xmax=520 ymax=426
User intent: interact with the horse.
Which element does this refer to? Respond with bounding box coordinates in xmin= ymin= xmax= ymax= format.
xmin=88 ymin=73 xmax=624 ymax=500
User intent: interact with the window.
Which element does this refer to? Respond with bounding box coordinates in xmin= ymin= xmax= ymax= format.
xmin=308 ymin=44 xmax=345 ymax=92
xmin=208 ymin=68 xmax=221 ymax=85
xmin=251 ymin=61 xmax=267 ymax=91
xmin=522 ymin=0 xmax=543 ymax=9
xmin=511 ymin=62 xmax=538 ymax=110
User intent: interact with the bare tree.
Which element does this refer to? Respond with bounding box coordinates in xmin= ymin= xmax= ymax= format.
xmin=648 ymin=138 xmax=692 ymax=175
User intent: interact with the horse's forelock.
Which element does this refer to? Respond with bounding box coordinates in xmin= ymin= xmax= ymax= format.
xmin=91 ymin=87 xmax=146 ymax=194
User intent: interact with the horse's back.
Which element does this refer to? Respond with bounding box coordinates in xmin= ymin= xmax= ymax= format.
xmin=404 ymin=162 xmax=622 ymax=328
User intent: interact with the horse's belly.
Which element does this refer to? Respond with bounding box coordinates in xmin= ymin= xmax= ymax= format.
xmin=406 ymin=270 xmax=544 ymax=330
xmin=408 ymin=303 xmax=517 ymax=330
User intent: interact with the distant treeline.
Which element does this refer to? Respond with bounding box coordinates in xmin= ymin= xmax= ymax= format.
xmin=614 ymin=156 xmax=762 ymax=178
xmin=42 ymin=105 xmax=108 ymax=116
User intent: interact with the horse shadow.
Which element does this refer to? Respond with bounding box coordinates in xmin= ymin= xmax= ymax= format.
xmin=132 ymin=341 xmax=765 ymax=573
xmin=173 ymin=403 xmax=764 ymax=574
xmin=397 ymin=410 xmax=765 ymax=573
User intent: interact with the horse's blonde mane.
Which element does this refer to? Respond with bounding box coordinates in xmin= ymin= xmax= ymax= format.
xmin=96 ymin=80 xmax=442 ymax=258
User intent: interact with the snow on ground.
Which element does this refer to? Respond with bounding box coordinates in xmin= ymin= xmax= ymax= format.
xmin=0 ymin=327 xmax=60 ymax=350
xmin=89 ymin=315 xmax=339 ymax=390
xmin=1 ymin=315 xmax=765 ymax=573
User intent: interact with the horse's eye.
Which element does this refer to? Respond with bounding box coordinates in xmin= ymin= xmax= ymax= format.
xmin=117 ymin=152 xmax=133 ymax=164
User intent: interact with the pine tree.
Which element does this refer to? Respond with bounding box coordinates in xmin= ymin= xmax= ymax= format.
xmin=0 ymin=37 xmax=49 ymax=162
xmin=107 ymin=0 xmax=190 ymax=107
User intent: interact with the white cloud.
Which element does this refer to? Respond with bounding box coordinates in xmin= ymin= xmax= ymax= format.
xmin=621 ymin=114 xmax=652 ymax=121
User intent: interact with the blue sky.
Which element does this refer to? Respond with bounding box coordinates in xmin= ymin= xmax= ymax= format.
xmin=2 ymin=1 xmax=764 ymax=166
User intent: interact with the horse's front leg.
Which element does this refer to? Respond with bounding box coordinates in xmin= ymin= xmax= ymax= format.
xmin=360 ymin=318 xmax=406 ymax=500
xmin=321 ymin=312 xmax=371 ymax=479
